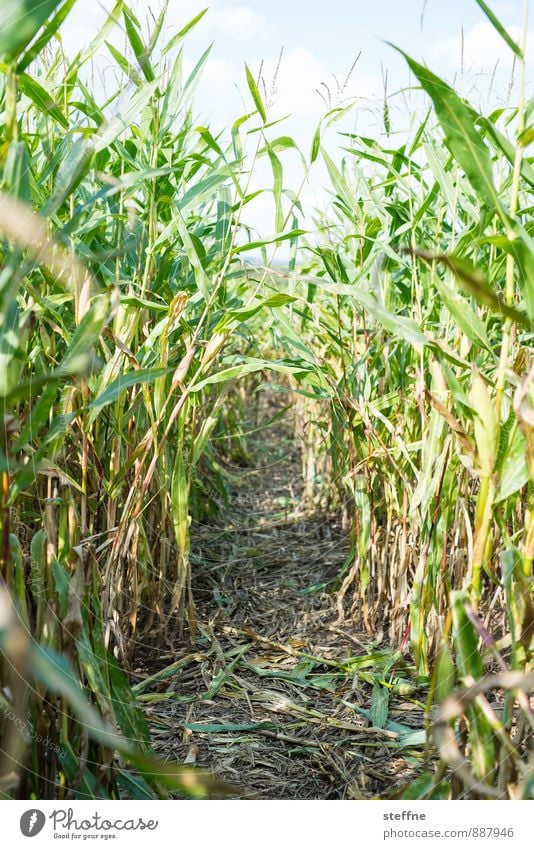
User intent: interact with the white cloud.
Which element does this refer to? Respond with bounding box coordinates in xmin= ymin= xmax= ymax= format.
xmin=195 ymin=56 xmax=238 ymax=98
xmin=215 ymin=6 xmax=266 ymax=41
xmin=433 ymin=20 xmax=528 ymax=69
xmin=264 ymin=48 xmax=330 ymax=118
xmin=59 ymin=3 xmax=110 ymax=56
xmin=60 ymin=1 xmax=267 ymax=58
xmin=163 ymin=1 xmax=267 ymax=44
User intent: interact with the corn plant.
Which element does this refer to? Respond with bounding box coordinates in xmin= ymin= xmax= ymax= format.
xmin=263 ymin=0 xmax=533 ymax=798
xmin=0 ymin=0 xmax=304 ymax=798
xmin=0 ymin=0 xmax=533 ymax=801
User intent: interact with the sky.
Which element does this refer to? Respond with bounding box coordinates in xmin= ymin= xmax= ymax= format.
xmin=59 ymin=0 xmax=531 ymax=242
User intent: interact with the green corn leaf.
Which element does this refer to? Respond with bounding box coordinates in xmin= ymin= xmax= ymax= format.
xmin=8 ymin=68 xmax=69 ymax=129
xmin=310 ymin=125 xmax=321 ymax=164
xmin=183 ymin=721 xmax=275 ymax=733
xmin=2 ymin=140 xmax=31 ymax=202
xmin=171 ymin=448 xmax=188 ymax=554
xmin=160 ymin=48 xmax=183 ymax=130
xmin=192 ymin=358 xmax=310 ymax=391
xmin=119 ymin=295 xmax=169 ymax=313
xmin=161 ymin=7 xmax=208 ymax=56
xmin=392 ymin=49 xmax=510 ymax=224
xmin=245 ymin=63 xmax=267 ymax=123
xmin=232 ymin=228 xmax=306 ymax=254
xmin=11 ymin=535 xmax=29 ymax=627
xmin=13 ymin=382 xmax=57 ymax=450
xmin=495 ymin=422 xmax=529 ymax=503
xmin=401 ymin=773 xmax=434 ymax=799
xmin=473 ymin=0 xmax=523 ymax=58
xmin=451 ymin=591 xmax=484 ymax=679
xmin=108 ymin=654 xmax=152 ymax=753
xmin=222 ymin=293 xmax=297 ymax=325
xmin=116 ymin=770 xmax=156 ymax=800
xmin=267 ymin=143 xmax=284 ymax=232
xmin=16 ymin=0 xmax=80 ymax=73
xmin=183 ymin=44 xmax=212 ymax=100
xmin=478 ymin=117 xmax=534 ymax=188
xmin=106 ymin=41 xmax=143 ymax=86
xmin=123 ymin=7 xmax=155 ymax=82
xmin=62 ymin=297 xmax=108 ymax=371
xmin=484 ymin=235 xmax=534 ymax=321
xmin=148 ymin=0 xmax=169 ymax=56
xmin=0 ymin=0 xmax=66 ymax=62
xmin=94 ymin=80 xmax=158 ymax=151
xmin=451 ymin=594 xmax=495 ymax=781
xmin=434 ymin=644 xmax=456 ymax=703
xmin=4 ymin=370 xmax=89 ymax=405
xmin=434 ymin=274 xmax=492 ymax=352
xmin=413 ymin=251 xmax=532 ymax=328
xmin=42 ymin=137 xmax=95 ymax=217
xmin=89 ymin=367 xmax=172 ymax=412
xmin=75 ymin=0 xmax=124 ymax=66
xmin=343 ymin=701 xmax=426 ymax=747
xmin=196 ymin=125 xmax=225 ymax=157
xmin=370 ymin=683 xmax=390 ymax=728
xmin=174 ymin=210 xmax=211 ymax=300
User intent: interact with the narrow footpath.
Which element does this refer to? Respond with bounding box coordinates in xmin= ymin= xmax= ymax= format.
xmin=135 ymin=396 xmax=426 ymax=799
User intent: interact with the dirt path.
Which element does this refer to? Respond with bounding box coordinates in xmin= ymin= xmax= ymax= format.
xmin=135 ymin=399 xmax=424 ymax=799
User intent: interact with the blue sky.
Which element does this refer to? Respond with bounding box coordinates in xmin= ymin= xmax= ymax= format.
xmin=64 ymin=1 xmax=530 ymax=123
xmin=61 ymin=1 xmax=530 ymax=239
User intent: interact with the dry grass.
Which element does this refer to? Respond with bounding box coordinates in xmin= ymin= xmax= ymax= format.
xmin=133 ymin=394 xmax=428 ymax=799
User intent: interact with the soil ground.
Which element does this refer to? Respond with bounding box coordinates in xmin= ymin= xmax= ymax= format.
xmin=134 ymin=396 xmax=425 ymax=799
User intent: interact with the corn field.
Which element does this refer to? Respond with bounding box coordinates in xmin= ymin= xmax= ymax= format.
xmin=0 ymin=0 xmax=533 ymax=801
